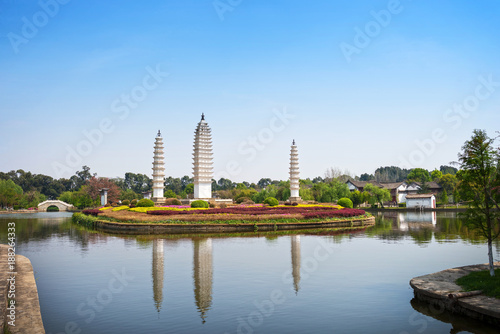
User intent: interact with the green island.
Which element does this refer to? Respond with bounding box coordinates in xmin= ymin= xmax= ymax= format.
xmin=72 ymin=201 xmax=375 ymax=233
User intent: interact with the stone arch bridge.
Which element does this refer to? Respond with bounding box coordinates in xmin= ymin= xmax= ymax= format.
xmin=38 ymin=200 xmax=75 ymax=212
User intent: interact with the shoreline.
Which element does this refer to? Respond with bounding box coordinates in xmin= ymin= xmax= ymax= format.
xmin=365 ymin=207 xmax=468 ymax=212
xmin=410 ymin=263 xmax=500 ymax=326
xmin=87 ymin=216 xmax=375 ymax=234
xmin=0 ymin=244 xmax=45 ymax=333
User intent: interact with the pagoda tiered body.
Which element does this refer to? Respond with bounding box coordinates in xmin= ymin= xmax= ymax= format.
xmin=193 ymin=114 xmax=213 ymax=199
xmin=289 ymin=140 xmax=302 ymax=202
xmin=152 ymin=130 xmax=166 ymax=204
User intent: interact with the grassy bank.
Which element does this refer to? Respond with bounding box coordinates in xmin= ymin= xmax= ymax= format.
xmin=456 ymin=269 xmax=500 ymax=299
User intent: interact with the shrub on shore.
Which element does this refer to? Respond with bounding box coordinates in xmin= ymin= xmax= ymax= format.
xmin=337 ymin=198 xmax=353 ymax=209
xmin=136 ymin=199 xmax=154 ymax=207
xmin=191 ymin=200 xmax=209 ymax=208
xmin=263 ymin=197 xmax=279 ymax=207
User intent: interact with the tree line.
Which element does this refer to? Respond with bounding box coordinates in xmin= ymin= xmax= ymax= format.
xmin=0 ymin=162 xmax=462 ymax=210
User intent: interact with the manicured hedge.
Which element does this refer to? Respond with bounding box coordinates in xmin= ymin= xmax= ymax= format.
xmin=191 ymin=200 xmax=209 ymax=208
xmin=137 ymin=199 xmax=155 ymax=207
xmin=263 ymin=197 xmax=279 ymax=207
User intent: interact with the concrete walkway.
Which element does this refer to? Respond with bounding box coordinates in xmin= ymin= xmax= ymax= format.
xmin=0 ymin=244 xmax=45 ymax=333
xmin=410 ymin=263 xmax=500 ymax=326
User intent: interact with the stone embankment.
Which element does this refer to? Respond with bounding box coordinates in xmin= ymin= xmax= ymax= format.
xmin=410 ymin=263 xmax=500 ymax=326
xmin=0 ymin=244 xmax=45 ymax=334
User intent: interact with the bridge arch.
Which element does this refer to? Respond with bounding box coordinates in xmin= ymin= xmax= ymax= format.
xmin=38 ymin=200 xmax=75 ymax=212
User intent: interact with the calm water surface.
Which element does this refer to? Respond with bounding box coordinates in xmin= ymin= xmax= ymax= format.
xmin=1 ymin=211 xmax=499 ymax=334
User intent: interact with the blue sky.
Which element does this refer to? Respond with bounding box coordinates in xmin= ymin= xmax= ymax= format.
xmin=1 ymin=0 xmax=499 ymax=183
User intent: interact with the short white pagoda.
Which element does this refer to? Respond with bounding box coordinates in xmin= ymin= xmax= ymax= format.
xmin=289 ymin=139 xmax=302 ymax=202
xmin=193 ymin=114 xmax=213 ymax=199
xmin=152 ymin=130 xmax=166 ymax=204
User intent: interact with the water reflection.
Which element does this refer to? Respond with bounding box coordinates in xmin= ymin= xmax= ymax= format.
xmin=399 ymin=211 xmax=437 ymax=231
xmin=410 ymin=298 xmax=498 ymax=334
xmin=3 ymin=212 xmax=500 ymax=333
xmin=291 ymin=235 xmax=301 ymax=294
xmin=193 ymin=238 xmax=213 ymax=323
xmin=152 ymin=239 xmax=164 ymax=314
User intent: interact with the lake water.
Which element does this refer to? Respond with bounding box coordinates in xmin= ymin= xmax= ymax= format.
xmin=1 ymin=211 xmax=499 ymax=334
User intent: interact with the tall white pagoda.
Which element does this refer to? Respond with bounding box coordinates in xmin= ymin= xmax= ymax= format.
xmin=289 ymin=140 xmax=302 ymax=202
xmin=152 ymin=130 xmax=166 ymax=204
xmin=193 ymin=114 xmax=213 ymax=199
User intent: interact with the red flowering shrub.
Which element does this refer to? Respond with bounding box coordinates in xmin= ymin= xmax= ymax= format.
xmin=82 ymin=209 xmax=101 ymax=216
xmin=303 ymin=208 xmax=365 ymax=219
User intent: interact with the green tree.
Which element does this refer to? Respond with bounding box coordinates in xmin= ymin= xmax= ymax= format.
xmin=418 ymin=180 xmax=430 ymax=194
xmin=431 ymin=169 xmax=443 ymax=181
xmin=299 ymin=187 xmax=314 ymax=201
xmin=457 ymin=129 xmax=500 ymax=277
xmin=438 ymin=173 xmax=458 ymax=194
xmin=257 ymin=178 xmax=272 ymax=189
xmin=350 ymin=190 xmax=369 ymax=208
xmin=407 ymin=168 xmax=431 ymax=183
xmin=440 ymin=189 xmax=449 ymax=205
xmin=364 ymin=183 xmax=391 ymax=208
xmin=359 ymin=173 xmax=374 ymax=181
xmin=120 ymin=189 xmax=141 ymax=201
xmin=164 ymin=190 xmax=177 ymax=199
xmin=0 ymin=179 xmax=23 ymax=208
xmin=440 ymin=165 xmax=458 ymax=175
xmin=185 ymin=183 xmax=194 ymax=194
xmin=123 ymin=172 xmax=152 ymax=194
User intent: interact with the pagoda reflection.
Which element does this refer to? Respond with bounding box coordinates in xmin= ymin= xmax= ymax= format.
xmin=152 ymin=239 xmax=164 ymax=313
xmin=193 ymin=238 xmax=213 ymax=323
xmin=291 ymin=235 xmax=301 ymax=294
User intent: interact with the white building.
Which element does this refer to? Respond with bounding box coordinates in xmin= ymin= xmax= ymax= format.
xmin=405 ymin=194 xmax=436 ymax=209
xmin=193 ymin=114 xmax=213 ymax=199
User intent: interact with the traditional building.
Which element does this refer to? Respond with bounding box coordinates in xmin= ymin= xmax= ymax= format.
xmin=152 ymin=130 xmax=166 ymax=204
xmin=346 ymin=179 xmax=441 ymax=204
xmin=193 ymin=114 xmax=213 ymax=199
xmin=289 ymin=140 xmax=301 ymax=202
xmin=406 ymin=194 xmax=436 ymax=209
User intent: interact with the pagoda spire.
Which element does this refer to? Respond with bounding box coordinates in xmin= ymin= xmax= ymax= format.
xmin=289 ymin=140 xmax=301 ymax=202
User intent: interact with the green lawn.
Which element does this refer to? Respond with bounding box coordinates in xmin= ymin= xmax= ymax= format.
xmin=456 ymin=269 xmax=500 ymax=299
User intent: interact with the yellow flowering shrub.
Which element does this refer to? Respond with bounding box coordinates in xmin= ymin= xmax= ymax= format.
xmin=112 ymin=205 xmax=130 ymax=212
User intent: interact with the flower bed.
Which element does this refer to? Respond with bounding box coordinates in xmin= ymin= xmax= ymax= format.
xmin=146 ymin=205 xmax=362 ymax=219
